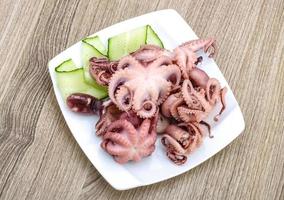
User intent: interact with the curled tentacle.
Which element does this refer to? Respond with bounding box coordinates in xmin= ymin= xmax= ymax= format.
xmin=135 ymin=100 xmax=157 ymax=119
xmin=95 ymin=103 xmax=122 ymax=136
xmin=115 ymin=86 xmax=133 ymax=111
xmin=161 ymin=92 xmax=184 ymax=119
xmin=214 ymin=87 xmax=227 ymax=121
xmin=159 ymin=64 xmax=181 ymax=88
xmin=117 ymin=55 xmax=144 ymax=70
xmin=161 ymin=123 xmax=203 ymax=165
xmin=181 ymin=80 xmax=203 ymax=110
xmin=180 ymin=38 xmax=217 ymax=57
xmin=164 ymin=125 xmax=190 ymax=149
xmin=131 ymin=44 xmax=164 ymax=63
xmin=206 ymin=78 xmax=221 ymax=105
xmin=148 ymin=55 xmax=173 ymax=68
xmin=89 ymin=57 xmax=118 ymax=85
xmin=188 ymin=67 xmax=209 ymax=89
xmin=156 ymin=114 xmax=170 ymax=134
xmin=156 ymin=81 xmax=171 ymax=105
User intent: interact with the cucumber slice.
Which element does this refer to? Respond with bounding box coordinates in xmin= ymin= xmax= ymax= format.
xmin=56 ymin=68 xmax=108 ymax=100
xmin=55 ymin=59 xmax=78 ymax=72
xmin=108 ymin=26 xmax=147 ymax=61
xmin=81 ymin=41 xmax=106 ymax=86
xmin=146 ymin=25 xmax=164 ymax=48
xmin=83 ymin=36 xmax=107 ymax=56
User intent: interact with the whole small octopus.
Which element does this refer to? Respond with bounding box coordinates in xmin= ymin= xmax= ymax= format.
xmin=100 ymin=104 xmax=158 ymax=163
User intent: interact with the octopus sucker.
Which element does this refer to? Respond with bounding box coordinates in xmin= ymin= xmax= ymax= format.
xmin=85 ymin=38 xmax=228 ymax=165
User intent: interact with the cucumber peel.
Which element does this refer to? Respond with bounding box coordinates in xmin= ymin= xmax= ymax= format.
xmin=56 ymin=68 xmax=108 ymax=100
xmin=55 ymin=59 xmax=78 ymax=72
xmin=83 ymin=36 xmax=107 ymax=56
xmin=146 ymin=25 xmax=164 ymax=48
xmin=108 ymin=26 xmax=147 ymax=61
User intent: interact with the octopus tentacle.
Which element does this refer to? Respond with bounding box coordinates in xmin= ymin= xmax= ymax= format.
xmin=169 ymin=98 xmax=185 ymax=120
xmin=180 ymin=38 xmax=217 ymax=57
xmin=183 ymin=48 xmax=197 ymax=71
xmin=96 ymin=71 xmax=111 ymax=85
xmin=156 ymin=81 xmax=171 ymax=105
xmin=131 ymin=45 xmax=164 ymax=63
xmin=188 ymin=67 xmax=209 ymax=89
xmin=95 ymin=103 xmax=122 ymax=136
xmin=108 ymin=69 xmax=136 ymax=105
xmin=174 ymin=47 xmax=190 ymax=79
xmin=148 ymin=55 xmax=173 ymax=68
xmin=114 ymin=155 xmax=132 ymax=164
xmin=136 ymin=100 xmax=157 ymax=119
xmin=138 ymin=119 xmax=151 ymax=139
xmin=103 ymin=132 xmax=132 ymax=148
xmin=206 ymin=78 xmax=221 ymax=105
xmin=102 ymin=142 xmax=129 ymax=156
xmin=177 ymin=106 xmax=208 ymax=123
xmin=156 ymin=114 xmax=170 ymax=134
xmin=138 ymin=145 xmax=155 ymax=157
xmin=178 ymin=123 xmax=203 ymax=151
xmin=89 ymin=57 xmax=118 ymax=85
xmin=115 ymin=86 xmax=133 ymax=111
xmin=164 ymin=125 xmax=190 ymax=149
xmin=182 ymin=80 xmax=212 ymax=112
xmin=117 ymin=55 xmax=144 ymax=70
xmin=161 ymin=135 xmax=187 ymax=155
xmin=158 ymin=64 xmax=181 ymax=87
xmin=181 ymin=80 xmax=203 ymax=109
xmin=214 ymin=87 xmax=227 ymax=121
xmin=200 ymin=120 xmax=212 ymax=138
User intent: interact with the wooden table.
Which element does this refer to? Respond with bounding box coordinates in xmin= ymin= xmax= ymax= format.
xmin=0 ymin=0 xmax=283 ymax=199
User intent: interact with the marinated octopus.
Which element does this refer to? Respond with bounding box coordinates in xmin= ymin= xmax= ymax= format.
xmin=67 ymin=38 xmax=227 ymax=165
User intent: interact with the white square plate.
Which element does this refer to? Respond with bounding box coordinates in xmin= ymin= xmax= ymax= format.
xmin=48 ymin=9 xmax=245 ymax=190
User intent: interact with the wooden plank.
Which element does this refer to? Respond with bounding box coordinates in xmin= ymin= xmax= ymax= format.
xmin=0 ymin=0 xmax=283 ymax=199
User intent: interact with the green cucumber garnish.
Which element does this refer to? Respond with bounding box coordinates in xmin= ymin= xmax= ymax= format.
xmin=146 ymin=25 xmax=164 ymax=48
xmin=55 ymin=59 xmax=78 ymax=72
xmin=107 ymin=26 xmax=147 ymax=61
xmin=83 ymin=36 xmax=107 ymax=56
xmin=56 ymin=68 xmax=107 ymax=100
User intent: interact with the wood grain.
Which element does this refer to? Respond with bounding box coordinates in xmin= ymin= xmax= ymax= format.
xmin=0 ymin=0 xmax=283 ymax=199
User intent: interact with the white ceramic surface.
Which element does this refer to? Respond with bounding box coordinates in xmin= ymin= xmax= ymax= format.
xmin=48 ymin=9 xmax=245 ymax=190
